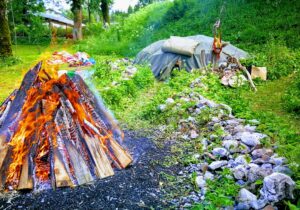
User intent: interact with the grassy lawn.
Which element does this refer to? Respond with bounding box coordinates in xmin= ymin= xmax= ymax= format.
xmin=242 ymin=75 xmax=300 ymax=131
xmin=0 ymin=45 xmax=49 ymax=102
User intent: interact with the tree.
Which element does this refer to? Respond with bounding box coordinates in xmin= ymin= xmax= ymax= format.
xmin=8 ymin=0 xmax=46 ymax=43
xmin=0 ymin=0 xmax=13 ymax=57
xmin=100 ymin=0 xmax=112 ymax=26
xmin=138 ymin=0 xmax=153 ymax=7
xmin=70 ymin=0 xmax=83 ymax=40
xmin=127 ymin=5 xmax=133 ymax=14
xmin=86 ymin=0 xmax=100 ymax=23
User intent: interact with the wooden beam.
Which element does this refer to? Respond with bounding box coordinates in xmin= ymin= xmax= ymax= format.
xmin=18 ymin=155 xmax=33 ymax=190
xmin=84 ymin=135 xmax=114 ymax=178
xmin=109 ymin=139 xmax=132 ymax=169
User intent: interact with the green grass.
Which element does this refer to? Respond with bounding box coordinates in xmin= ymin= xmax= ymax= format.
xmin=0 ymin=45 xmax=48 ymax=102
xmin=242 ymin=75 xmax=300 ymax=129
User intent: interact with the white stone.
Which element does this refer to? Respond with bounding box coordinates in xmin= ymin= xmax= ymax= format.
xmin=209 ymin=160 xmax=228 ymax=170
xmin=196 ymin=176 xmax=206 ymax=188
xmin=204 ymin=171 xmax=214 ymax=180
xmin=260 ymin=173 xmax=295 ymax=202
xmin=233 ymin=165 xmax=248 ymax=180
xmin=235 ymin=155 xmax=248 ymax=166
xmin=165 ymin=98 xmax=175 ymax=105
xmin=212 ymin=147 xmax=229 ymax=157
xmin=158 ymin=104 xmax=166 ymax=111
xmin=237 ymin=188 xmax=257 ymax=203
xmin=240 ymin=132 xmax=266 ymax=147
xmin=222 ymin=140 xmax=239 ymax=153
xmin=190 ymin=130 xmax=199 ymax=139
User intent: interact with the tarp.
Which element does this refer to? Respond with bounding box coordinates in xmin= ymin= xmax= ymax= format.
xmin=134 ymin=35 xmax=249 ymax=80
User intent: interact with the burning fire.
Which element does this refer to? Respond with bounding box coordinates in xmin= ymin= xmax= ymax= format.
xmin=0 ymin=60 xmax=132 ymax=191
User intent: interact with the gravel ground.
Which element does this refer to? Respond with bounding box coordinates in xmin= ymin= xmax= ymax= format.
xmin=0 ymin=131 xmax=174 ymax=210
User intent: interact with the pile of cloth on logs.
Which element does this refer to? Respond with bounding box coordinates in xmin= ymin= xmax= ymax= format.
xmin=47 ymin=51 xmax=95 ymax=67
xmin=0 ymin=54 xmax=132 ymax=191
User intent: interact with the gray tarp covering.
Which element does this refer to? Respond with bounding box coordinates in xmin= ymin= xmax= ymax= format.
xmin=134 ymin=35 xmax=249 ymax=80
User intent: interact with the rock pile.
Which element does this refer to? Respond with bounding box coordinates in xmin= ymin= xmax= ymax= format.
xmin=158 ymin=77 xmax=295 ymax=209
xmin=104 ymin=58 xmax=138 ymax=89
xmin=219 ymin=61 xmax=248 ymax=88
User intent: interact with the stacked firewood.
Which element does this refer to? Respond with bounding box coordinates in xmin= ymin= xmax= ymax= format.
xmin=0 ymin=62 xmax=132 ymax=191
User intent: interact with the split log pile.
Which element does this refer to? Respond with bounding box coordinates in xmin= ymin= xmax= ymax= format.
xmin=0 ymin=62 xmax=132 ymax=191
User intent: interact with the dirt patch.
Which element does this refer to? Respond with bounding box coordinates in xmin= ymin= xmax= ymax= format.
xmin=0 ymin=131 xmax=176 ymax=210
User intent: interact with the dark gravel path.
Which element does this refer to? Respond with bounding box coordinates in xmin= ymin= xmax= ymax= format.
xmin=0 ymin=131 xmax=174 ymax=210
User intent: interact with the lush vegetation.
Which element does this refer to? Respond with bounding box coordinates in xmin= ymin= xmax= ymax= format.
xmin=282 ymin=71 xmax=300 ymax=115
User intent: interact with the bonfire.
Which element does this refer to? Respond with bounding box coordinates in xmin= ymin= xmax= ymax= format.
xmin=0 ymin=54 xmax=132 ymax=191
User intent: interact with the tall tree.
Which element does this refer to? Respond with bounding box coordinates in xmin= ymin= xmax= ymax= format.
xmin=100 ymin=0 xmax=112 ymax=26
xmin=127 ymin=5 xmax=133 ymax=14
xmin=0 ymin=0 xmax=13 ymax=57
xmin=70 ymin=0 xmax=83 ymax=40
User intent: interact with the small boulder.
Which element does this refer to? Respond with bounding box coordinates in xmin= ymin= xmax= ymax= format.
xmin=158 ymin=104 xmax=166 ymax=111
xmin=212 ymin=147 xmax=229 ymax=158
xmin=260 ymin=173 xmax=295 ymax=202
xmin=240 ymin=132 xmax=266 ymax=147
xmin=235 ymin=155 xmax=248 ymax=166
xmin=270 ymin=156 xmax=286 ymax=166
xmin=222 ymin=140 xmax=239 ymax=153
xmin=165 ymin=98 xmax=175 ymax=105
xmin=204 ymin=171 xmax=214 ymax=180
xmin=233 ymin=165 xmax=248 ymax=180
xmin=249 ymin=119 xmax=260 ymax=125
xmin=196 ymin=176 xmax=206 ymax=188
xmin=237 ymin=188 xmax=257 ymax=203
xmin=247 ymin=163 xmax=273 ymax=183
xmin=250 ymin=199 xmax=268 ymax=210
xmin=209 ymin=160 xmax=228 ymax=170
xmin=190 ymin=130 xmax=199 ymax=139
xmin=251 ymin=148 xmax=273 ymax=159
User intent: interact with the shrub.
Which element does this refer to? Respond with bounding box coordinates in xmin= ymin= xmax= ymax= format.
xmin=282 ymin=71 xmax=300 ymax=115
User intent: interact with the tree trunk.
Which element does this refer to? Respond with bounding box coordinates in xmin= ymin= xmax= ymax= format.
xmin=72 ymin=0 xmax=83 ymax=40
xmin=100 ymin=0 xmax=110 ymax=26
xmin=0 ymin=0 xmax=13 ymax=57
xmin=73 ymin=8 xmax=82 ymax=40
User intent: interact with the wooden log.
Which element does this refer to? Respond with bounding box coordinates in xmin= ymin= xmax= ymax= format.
xmin=55 ymin=106 xmax=94 ymax=185
xmin=108 ymin=139 xmax=132 ymax=169
xmin=64 ymin=140 xmax=93 ymax=185
xmin=84 ymin=134 xmax=114 ymax=178
xmin=0 ymin=101 xmax=11 ymax=126
xmin=55 ymin=111 xmax=77 ymax=186
xmin=18 ymin=155 xmax=33 ymax=190
xmin=0 ymin=135 xmax=8 ymax=172
xmin=53 ymin=148 xmax=74 ymax=188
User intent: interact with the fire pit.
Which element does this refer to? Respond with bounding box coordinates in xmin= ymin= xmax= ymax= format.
xmin=0 ymin=60 xmax=132 ymax=191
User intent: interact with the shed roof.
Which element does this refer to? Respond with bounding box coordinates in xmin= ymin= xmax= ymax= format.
xmin=39 ymin=12 xmax=75 ymax=27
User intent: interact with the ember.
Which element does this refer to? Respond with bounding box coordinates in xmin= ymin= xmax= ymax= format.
xmin=0 ymin=61 xmax=132 ymax=191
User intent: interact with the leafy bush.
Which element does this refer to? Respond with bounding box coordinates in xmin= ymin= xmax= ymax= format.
xmin=282 ymin=72 xmax=300 ymax=115
xmin=243 ymin=41 xmax=300 ymax=80
xmin=100 ymin=65 xmax=155 ymax=110
xmin=0 ymin=56 xmax=22 ymax=67
xmin=84 ymin=22 xmax=105 ymax=36
xmin=192 ymin=169 xmax=240 ymax=209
